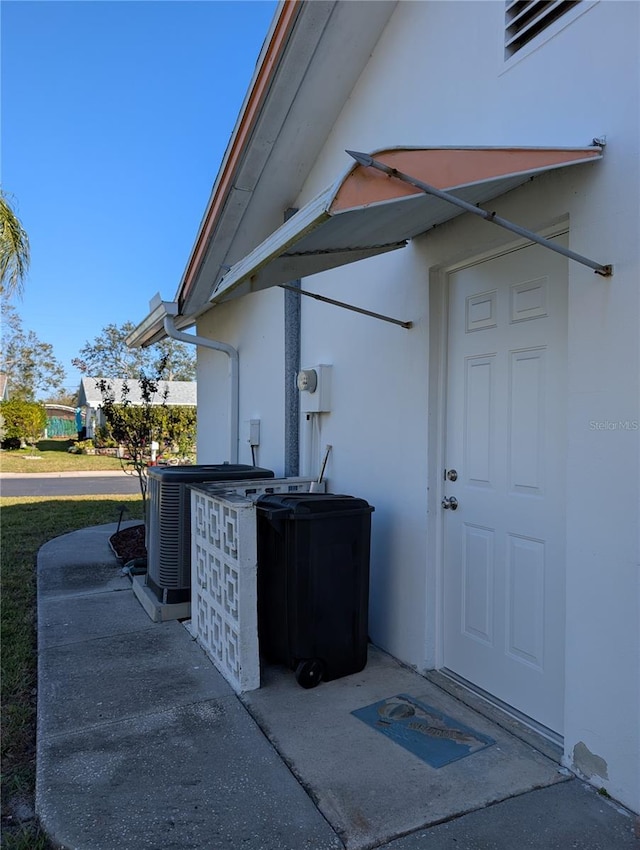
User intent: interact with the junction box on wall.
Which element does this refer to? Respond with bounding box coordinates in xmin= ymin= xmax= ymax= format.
xmin=245 ymin=419 xmax=260 ymax=447
xmin=297 ymin=364 xmax=332 ymax=413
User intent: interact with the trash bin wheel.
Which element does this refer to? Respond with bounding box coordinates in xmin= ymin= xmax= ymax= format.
xmin=295 ymin=659 xmax=324 ymax=689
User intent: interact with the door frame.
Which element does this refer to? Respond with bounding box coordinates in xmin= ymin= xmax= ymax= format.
xmin=426 ymin=222 xmax=570 ymax=680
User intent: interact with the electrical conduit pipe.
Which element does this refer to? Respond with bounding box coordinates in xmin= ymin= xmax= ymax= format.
xmin=163 ymin=315 xmax=239 ymax=463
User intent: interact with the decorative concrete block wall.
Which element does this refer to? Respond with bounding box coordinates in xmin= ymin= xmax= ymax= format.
xmin=190 ymin=478 xmax=314 ymax=692
xmin=191 ymin=490 xmax=259 ymax=693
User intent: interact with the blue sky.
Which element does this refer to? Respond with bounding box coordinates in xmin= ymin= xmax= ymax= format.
xmin=2 ymin=0 xmax=278 ymax=396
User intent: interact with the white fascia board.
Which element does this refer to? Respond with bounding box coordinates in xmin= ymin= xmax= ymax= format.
xmin=181 ymin=3 xmax=398 ymax=315
xmin=178 ymin=3 xmax=338 ymax=309
xmin=125 ymin=299 xmax=179 ymax=349
xmin=172 ymin=6 xmax=287 ymax=303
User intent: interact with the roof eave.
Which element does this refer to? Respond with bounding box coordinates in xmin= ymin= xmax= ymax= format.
xmin=177 ymin=1 xmax=398 ymax=318
xmin=125 ymin=295 xmax=181 ymax=349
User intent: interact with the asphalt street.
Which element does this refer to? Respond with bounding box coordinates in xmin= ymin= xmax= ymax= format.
xmin=0 ymin=473 xmax=141 ymax=497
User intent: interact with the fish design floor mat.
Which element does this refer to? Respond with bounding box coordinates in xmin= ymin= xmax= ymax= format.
xmin=352 ymin=693 xmax=495 ymax=768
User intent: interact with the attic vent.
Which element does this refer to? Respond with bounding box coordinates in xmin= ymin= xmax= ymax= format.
xmin=505 ymin=0 xmax=580 ymax=57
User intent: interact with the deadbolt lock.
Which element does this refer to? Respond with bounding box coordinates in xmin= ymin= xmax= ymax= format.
xmin=446 ymin=469 xmax=458 ymax=482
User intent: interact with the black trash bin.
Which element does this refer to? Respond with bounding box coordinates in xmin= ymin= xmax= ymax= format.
xmin=256 ymin=492 xmax=374 ymax=688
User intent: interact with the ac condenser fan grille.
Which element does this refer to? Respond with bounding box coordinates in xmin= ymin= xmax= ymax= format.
xmin=158 ymin=483 xmax=182 ymax=587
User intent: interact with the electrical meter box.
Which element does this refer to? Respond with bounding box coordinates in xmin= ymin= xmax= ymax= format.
xmin=297 ymin=364 xmax=331 ymax=413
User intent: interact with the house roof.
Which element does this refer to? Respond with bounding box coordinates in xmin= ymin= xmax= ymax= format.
xmin=127 ymin=1 xmax=397 ymax=346
xmin=176 ymin=0 xmax=397 ymax=320
xmin=78 ymin=378 xmax=196 ymax=408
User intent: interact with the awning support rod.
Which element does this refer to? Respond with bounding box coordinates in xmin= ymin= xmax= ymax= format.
xmin=347 ymin=150 xmax=613 ymax=277
xmin=278 ymin=283 xmax=413 ymax=328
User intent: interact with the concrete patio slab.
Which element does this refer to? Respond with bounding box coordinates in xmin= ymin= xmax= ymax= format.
xmin=382 ymin=780 xmax=639 ymax=849
xmin=243 ymin=647 xmax=568 ymax=850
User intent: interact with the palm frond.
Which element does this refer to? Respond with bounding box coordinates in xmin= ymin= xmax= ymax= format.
xmin=0 ymin=191 xmax=31 ymax=298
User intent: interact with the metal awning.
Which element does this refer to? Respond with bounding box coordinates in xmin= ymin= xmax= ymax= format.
xmin=210 ymin=144 xmax=607 ymax=305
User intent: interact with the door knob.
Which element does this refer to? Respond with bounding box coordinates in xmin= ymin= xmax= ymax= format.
xmin=442 ymin=496 xmax=458 ymax=511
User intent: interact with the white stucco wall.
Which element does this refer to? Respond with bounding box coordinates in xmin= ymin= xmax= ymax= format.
xmin=298 ymin=244 xmax=432 ymax=668
xmin=194 ymin=0 xmax=639 ymax=811
xmin=196 ymin=285 xmax=287 ymax=473
xmin=289 ymin=0 xmax=639 ymax=811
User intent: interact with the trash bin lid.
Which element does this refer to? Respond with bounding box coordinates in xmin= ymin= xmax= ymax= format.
xmin=256 ymin=492 xmax=373 ymax=519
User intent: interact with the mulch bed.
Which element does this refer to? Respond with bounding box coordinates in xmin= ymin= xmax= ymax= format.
xmin=110 ymin=523 xmax=147 ymax=563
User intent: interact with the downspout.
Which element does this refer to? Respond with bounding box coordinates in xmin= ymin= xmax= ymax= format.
xmin=283 ymin=207 xmax=300 ymax=477
xmin=163 ymin=315 xmax=239 ymax=464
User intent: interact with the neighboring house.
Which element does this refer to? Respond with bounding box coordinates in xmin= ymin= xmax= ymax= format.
xmin=0 ymin=373 xmax=9 ymax=401
xmin=44 ymin=404 xmax=77 ymax=439
xmin=77 ymin=377 xmax=197 ymax=438
xmin=127 ymin=1 xmax=639 ymax=812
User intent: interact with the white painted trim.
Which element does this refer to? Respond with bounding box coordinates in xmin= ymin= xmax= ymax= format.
xmin=426 ymin=266 xmax=449 ymax=670
xmin=440 ymin=220 xmax=571 ymax=276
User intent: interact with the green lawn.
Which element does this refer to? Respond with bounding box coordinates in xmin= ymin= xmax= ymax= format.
xmin=0 ymin=440 xmax=125 ymax=474
xmin=0 ymin=495 xmax=145 ymax=849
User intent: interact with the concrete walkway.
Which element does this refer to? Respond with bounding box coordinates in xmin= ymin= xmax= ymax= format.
xmin=36 ymin=523 xmax=639 ymax=850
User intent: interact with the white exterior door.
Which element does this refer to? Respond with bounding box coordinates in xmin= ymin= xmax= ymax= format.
xmin=442 ymin=239 xmax=568 ymax=735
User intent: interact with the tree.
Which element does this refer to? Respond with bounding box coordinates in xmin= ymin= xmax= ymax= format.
xmin=154 ymin=337 xmax=197 ymax=382
xmin=97 ymin=368 xmax=170 ymax=501
xmin=42 ymin=391 xmax=79 ymax=407
xmin=72 ymin=321 xmax=196 ymax=381
xmin=0 ymin=302 xmax=66 ymax=400
xmin=0 ymin=190 xmax=30 ymax=299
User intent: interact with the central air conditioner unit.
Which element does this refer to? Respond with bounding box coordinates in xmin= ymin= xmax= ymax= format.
xmin=145 ymin=464 xmax=274 ymax=604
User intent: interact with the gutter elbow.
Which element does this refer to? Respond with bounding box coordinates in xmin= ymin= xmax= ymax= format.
xmin=162 ymin=315 xmax=238 ymax=364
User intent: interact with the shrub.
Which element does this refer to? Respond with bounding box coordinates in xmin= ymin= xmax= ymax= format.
xmin=94 ymin=425 xmax=117 ymax=448
xmin=0 ymin=398 xmax=48 ymax=447
xmin=68 ymin=439 xmax=95 ymax=454
xmin=165 ymin=406 xmax=196 ymax=456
